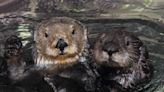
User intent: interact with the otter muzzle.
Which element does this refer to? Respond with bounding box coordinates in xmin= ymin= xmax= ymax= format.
xmin=55 ymin=38 xmax=68 ymax=54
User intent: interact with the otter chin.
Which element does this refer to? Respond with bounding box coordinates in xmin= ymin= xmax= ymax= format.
xmin=34 ymin=17 xmax=88 ymax=73
xmin=93 ymin=30 xmax=153 ymax=91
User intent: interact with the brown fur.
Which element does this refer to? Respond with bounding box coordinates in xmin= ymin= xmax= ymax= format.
xmin=34 ymin=17 xmax=87 ymax=74
xmin=94 ymin=31 xmax=141 ymax=68
xmin=93 ymin=30 xmax=152 ymax=91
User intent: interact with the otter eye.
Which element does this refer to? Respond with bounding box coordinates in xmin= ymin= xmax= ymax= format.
xmin=72 ymin=29 xmax=75 ymax=35
xmin=45 ymin=33 xmax=48 ymax=38
xmin=100 ymin=39 xmax=103 ymax=43
xmin=126 ymin=41 xmax=129 ymax=46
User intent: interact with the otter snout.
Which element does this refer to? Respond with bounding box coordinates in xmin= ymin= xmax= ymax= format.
xmin=102 ymin=42 xmax=119 ymax=56
xmin=55 ymin=38 xmax=68 ymax=53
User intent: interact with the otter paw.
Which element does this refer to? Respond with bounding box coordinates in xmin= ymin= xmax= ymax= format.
xmin=4 ymin=35 xmax=22 ymax=58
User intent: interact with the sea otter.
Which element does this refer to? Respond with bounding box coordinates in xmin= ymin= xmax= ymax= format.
xmin=34 ymin=17 xmax=97 ymax=91
xmin=93 ymin=30 xmax=153 ymax=91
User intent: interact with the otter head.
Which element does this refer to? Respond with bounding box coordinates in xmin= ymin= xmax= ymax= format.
xmin=34 ymin=17 xmax=87 ymax=69
xmin=94 ymin=30 xmax=143 ymax=68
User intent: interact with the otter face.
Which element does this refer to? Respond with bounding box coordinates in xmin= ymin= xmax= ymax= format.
xmin=34 ymin=17 xmax=87 ymax=67
xmin=94 ymin=31 xmax=142 ymax=68
xmin=37 ymin=24 xmax=78 ymax=57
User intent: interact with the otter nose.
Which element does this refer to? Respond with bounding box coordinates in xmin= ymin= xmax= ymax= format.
xmin=55 ymin=38 xmax=68 ymax=51
xmin=102 ymin=42 xmax=118 ymax=55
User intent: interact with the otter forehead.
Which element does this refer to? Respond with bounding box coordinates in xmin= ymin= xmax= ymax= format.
xmin=35 ymin=18 xmax=87 ymax=41
xmin=43 ymin=24 xmax=74 ymax=35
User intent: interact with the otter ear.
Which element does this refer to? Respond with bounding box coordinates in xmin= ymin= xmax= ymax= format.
xmin=99 ymin=33 xmax=106 ymax=43
xmin=100 ymin=33 xmax=106 ymax=39
xmin=125 ymin=36 xmax=142 ymax=47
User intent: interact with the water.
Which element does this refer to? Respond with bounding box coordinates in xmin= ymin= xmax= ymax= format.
xmin=0 ymin=16 xmax=164 ymax=92
xmin=0 ymin=0 xmax=164 ymax=91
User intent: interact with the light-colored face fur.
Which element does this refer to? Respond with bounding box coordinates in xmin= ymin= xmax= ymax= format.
xmin=34 ymin=17 xmax=87 ymax=69
xmin=94 ymin=31 xmax=142 ymax=68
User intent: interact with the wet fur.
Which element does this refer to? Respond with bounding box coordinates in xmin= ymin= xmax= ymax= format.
xmin=33 ymin=17 xmax=97 ymax=91
xmin=93 ymin=30 xmax=153 ymax=91
xmin=3 ymin=35 xmax=54 ymax=92
xmin=4 ymin=35 xmax=29 ymax=82
xmin=34 ymin=17 xmax=88 ymax=73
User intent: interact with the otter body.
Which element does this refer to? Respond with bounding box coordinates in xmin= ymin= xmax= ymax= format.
xmin=93 ymin=30 xmax=153 ymax=91
xmin=34 ymin=17 xmax=96 ymax=91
